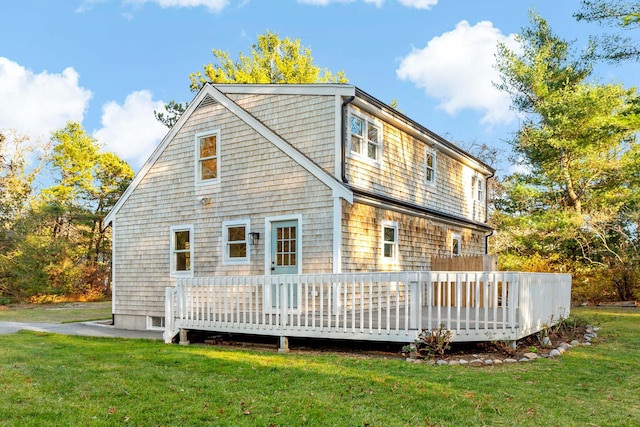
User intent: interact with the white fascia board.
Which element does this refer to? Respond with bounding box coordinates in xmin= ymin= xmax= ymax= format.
xmin=206 ymin=85 xmax=353 ymax=203
xmin=214 ymin=84 xmax=356 ymax=97
xmin=104 ymin=87 xmax=212 ymax=225
xmin=351 ymin=97 xmax=494 ymax=177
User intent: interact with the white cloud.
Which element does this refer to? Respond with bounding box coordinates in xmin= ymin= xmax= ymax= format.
xmin=93 ymin=90 xmax=168 ymax=168
xmin=396 ymin=20 xmax=519 ymax=126
xmin=397 ymin=0 xmax=437 ymax=9
xmin=0 ymin=57 xmax=92 ymax=140
xmin=124 ymin=0 xmax=229 ymax=12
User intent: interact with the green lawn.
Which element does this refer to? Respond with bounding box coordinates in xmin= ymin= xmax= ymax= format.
xmin=0 ymin=301 xmax=112 ymax=324
xmin=0 ymin=307 xmax=638 ymax=426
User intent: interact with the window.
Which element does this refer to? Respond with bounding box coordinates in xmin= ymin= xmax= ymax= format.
xmin=425 ymin=148 xmax=436 ymax=185
xmin=451 ymin=233 xmax=461 ymax=256
xmin=147 ymin=316 xmax=165 ymax=330
xmin=170 ymin=225 xmax=194 ymax=277
xmin=382 ymin=221 xmax=398 ymax=261
xmin=350 ymin=113 xmax=381 ymax=163
xmin=223 ymin=220 xmax=249 ymax=264
xmin=472 ymin=175 xmax=484 ymax=202
xmin=195 ymin=130 xmax=220 ymax=184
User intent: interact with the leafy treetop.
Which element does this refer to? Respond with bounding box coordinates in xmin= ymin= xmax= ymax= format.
xmin=156 ymin=31 xmax=348 ymax=128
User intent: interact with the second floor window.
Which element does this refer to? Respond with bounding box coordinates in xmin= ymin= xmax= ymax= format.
xmin=350 ymin=114 xmax=381 ymax=163
xmin=472 ymin=175 xmax=484 ymax=202
xmin=196 ymin=130 xmax=220 ymax=184
xmin=425 ymin=149 xmax=436 ymax=185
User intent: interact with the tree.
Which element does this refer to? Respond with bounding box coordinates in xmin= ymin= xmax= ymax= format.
xmin=494 ymin=13 xmax=640 ymax=302
xmin=156 ymin=30 xmax=348 ymax=127
xmin=0 ymin=130 xmax=38 ymax=228
xmin=0 ymin=130 xmax=42 ymax=302
xmin=43 ymin=122 xmax=134 ymax=295
xmin=575 ymin=0 xmax=640 ymax=63
xmin=0 ymin=123 xmax=133 ymax=302
xmin=154 ymin=100 xmax=188 ymax=129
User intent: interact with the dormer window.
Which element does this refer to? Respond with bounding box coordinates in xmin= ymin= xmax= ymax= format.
xmin=349 ymin=113 xmax=381 ymax=164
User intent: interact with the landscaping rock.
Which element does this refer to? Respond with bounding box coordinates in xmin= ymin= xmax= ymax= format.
xmin=437 ymin=360 xmax=448 ymax=366
xmin=558 ymin=342 xmax=571 ymax=350
xmin=504 ymin=358 xmax=518 ymax=363
xmin=458 ymin=359 xmax=468 ymax=365
xmin=523 ymin=352 xmax=538 ymax=360
xmin=549 ymin=349 xmax=561 ymax=357
xmin=469 ymin=359 xmax=483 ymax=366
xmin=542 ymin=336 xmax=552 ymax=347
xmin=570 ymin=340 xmax=581 ymax=347
xmin=484 ymin=359 xmax=493 ymax=365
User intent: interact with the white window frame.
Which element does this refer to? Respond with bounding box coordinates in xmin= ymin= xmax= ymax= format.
xmin=381 ymin=220 xmax=398 ymax=262
xmin=147 ymin=316 xmax=165 ymax=331
xmin=195 ymin=129 xmax=220 ymax=186
xmin=424 ymin=148 xmax=436 ymax=185
xmin=222 ymin=219 xmax=250 ymax=265
xmin=348 ymin=110 xmax=382 ymax=165
xmin=451 ymin=233 xmax=462 ymax=256
xmin=472 ymin=174 xmax=485 ymax=202
xmin=170 ymin=224 xmax=194 ymax=278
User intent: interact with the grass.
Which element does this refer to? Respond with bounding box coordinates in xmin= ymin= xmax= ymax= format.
xmin=0 ymin=301 xmax=112 ymax=324
xmin=0 ymin=307 xmax=639 ymax=426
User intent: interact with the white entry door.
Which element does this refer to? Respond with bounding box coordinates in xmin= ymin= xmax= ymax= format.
xmin=270 ymin=219 xmax=299 ymax=309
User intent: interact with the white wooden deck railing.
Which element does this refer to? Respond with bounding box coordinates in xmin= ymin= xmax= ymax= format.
xmin=164 ymin=271 xmax=571 ymax=345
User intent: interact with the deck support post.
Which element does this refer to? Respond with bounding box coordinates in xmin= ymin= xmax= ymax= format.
xmin=278 ymin=336 xmax=289 ymax=353
xmin=179 ymin=328 xmax=189 ymax=346
xmin=508 ymin=340 xmax=516 ymax=350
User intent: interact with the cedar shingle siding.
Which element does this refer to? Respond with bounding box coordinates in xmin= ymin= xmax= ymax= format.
xmin=106 ymin=84 xmax=493 ymax=329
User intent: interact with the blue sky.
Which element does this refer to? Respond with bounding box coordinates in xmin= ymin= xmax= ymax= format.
xmin=2 ymin=0 xmax=638 ymax=175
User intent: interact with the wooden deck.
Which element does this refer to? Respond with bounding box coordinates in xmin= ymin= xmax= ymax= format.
xmin=164 ymin=271 xmax=571 ymax=346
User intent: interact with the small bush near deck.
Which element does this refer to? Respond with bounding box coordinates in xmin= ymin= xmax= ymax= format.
xmin=412 ymin=324 xmax=452 ymax=358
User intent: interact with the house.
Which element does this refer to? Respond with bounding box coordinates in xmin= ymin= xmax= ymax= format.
xmin=104 ymin=83 xmax=498 ymax=332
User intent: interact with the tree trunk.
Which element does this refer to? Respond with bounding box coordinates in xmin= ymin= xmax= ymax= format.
xmin=560 ymin=151 xmax=581 ymax=215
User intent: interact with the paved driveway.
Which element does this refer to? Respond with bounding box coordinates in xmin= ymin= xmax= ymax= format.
xmin=0 ymin=321 xmax=163 ymax=340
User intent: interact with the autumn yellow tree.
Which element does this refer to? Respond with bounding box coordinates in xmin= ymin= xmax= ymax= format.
xmin=156 ymin=31 xmax=347 ymax=127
